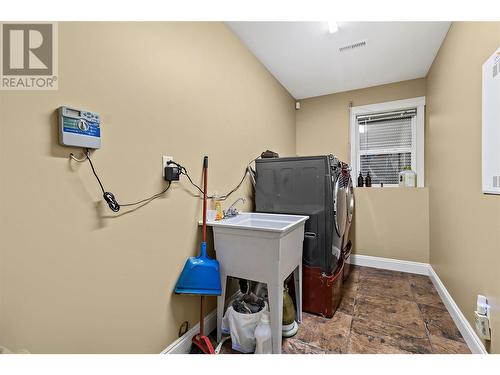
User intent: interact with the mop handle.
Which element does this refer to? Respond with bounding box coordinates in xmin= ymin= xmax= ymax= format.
xmin=202 ymin=156 xmax=208 ymax=243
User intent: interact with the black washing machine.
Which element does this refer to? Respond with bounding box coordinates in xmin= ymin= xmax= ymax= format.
xmin=255 ymin=155 xmax=347 ymax=274
xmin=255 ymin=155 xmax=351 ymax=316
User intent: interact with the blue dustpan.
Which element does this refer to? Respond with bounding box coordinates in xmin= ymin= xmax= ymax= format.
xmin=174 ymin=241 xmax=222 ymax=295
xmin=174 ymin=156 xmax=222 ymax=296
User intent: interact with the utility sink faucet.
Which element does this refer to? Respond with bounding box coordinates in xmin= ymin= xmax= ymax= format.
xmin=223 ymin=197 xmax=246 ymax=218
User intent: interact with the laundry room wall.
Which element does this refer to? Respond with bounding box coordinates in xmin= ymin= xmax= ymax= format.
xmin=295 ymin=79 xmax=430 ymax=263
xmin=0 ymin=22 xmax=296 ymax=353
xmin=426 ymin=21 xmax=500 ymax=353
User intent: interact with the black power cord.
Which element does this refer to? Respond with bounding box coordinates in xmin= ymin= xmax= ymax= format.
xmin=166 ymin=161 xmax=204 ymax=195
xmin=84 ymin=150 xmax=257 ymax=212
xmin=216 ymin=156 xmax=259 ymax=200
xmin=168 ymin=156 xmax=259 ymax=200
xmin=86 ymin=149 xmax=171 ymax=212
xmin=119 ymin=182 xmax=171 ymax=207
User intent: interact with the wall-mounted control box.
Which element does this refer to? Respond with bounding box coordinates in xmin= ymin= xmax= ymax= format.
xmin=58 ymin=106 xmax=101 ymax=149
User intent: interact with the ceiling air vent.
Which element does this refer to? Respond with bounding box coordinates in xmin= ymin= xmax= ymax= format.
xmin=339 ymin=40 xmax=367 ymax=52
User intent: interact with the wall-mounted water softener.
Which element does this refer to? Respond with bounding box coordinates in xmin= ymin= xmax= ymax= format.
xmin=58 ymin=106 xmax=101 ymax=149
xmin=482 ymin=47 xmax=500 ymax=194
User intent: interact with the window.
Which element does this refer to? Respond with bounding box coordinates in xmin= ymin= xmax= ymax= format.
xmin=350 ymin=97 xmax=425 ymax=187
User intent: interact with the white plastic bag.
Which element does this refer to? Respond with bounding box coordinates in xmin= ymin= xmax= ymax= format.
xmin=221 ymin=305 xmax=266 ymax=353
xmin=221 ymin=307 xmax=231 ymax=335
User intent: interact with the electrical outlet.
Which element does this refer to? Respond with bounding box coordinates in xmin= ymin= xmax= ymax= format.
xmin=474 ymin=311 xmax=491 ymax=340
xmin=474 ymin=295 xmax=491 ymax=340
xmin=162 ymin=156 xmax=173 ymax=177
xmin=477 ymin=294 xmax=490 ymax=316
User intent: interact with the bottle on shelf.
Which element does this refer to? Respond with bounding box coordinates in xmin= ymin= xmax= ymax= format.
xmin=357 ymin=172 xmax=364 ymax=187
xmin=398 ymin=166 xmax=417 ymax=188
xmin=365 ymin=172 xmax=372 ymax=187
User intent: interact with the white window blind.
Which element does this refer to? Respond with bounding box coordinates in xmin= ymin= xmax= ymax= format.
xmin=357 ymin=110 xmax=416 ymax=185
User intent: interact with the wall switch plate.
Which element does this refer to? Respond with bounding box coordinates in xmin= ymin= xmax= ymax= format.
xmin=474 ymin=311 xmax=491 ymax=340
xmin=162 ymin=156 xmax=173 ymax=177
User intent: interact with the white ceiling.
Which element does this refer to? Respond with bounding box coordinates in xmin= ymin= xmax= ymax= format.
xmin=227 ymin=22 xmax=451 ymax=99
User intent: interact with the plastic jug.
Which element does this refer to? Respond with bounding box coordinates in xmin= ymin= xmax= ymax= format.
xmin=399 ymin=166 xmax=417 ymax=187
xmin=254 ymin=311 xmax=272 ymax=354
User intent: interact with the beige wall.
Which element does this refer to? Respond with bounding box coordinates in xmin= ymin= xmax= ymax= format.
xmin=426 ymin=22 xmax=500 ymax=353
xmin=296 ymin=79 xmax=429 ymax=262
xmin=353 ymin=188 xmax=429 ymax=263
xmin=296 ymin=78 xmax=426 ymax=160
xmin=0 ymin=22 xmax=296 ymax=353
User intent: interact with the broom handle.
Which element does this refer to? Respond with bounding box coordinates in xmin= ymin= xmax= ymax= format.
xmin=202 ymin=156 xmax=208 ymax=243
xmin=199 ymin=295 xmax=205 ymax=336
xmin=200 ymin=156 xmax=208 ymax=337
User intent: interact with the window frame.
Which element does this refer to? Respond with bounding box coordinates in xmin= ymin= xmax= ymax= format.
xmin=350 ymin=96 xmax=425 ymax=187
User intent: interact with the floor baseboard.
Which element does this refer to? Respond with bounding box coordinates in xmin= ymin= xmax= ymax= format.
xmin=161 ymin=309 xmax=218 ymax=354
xmin=428 ymin=267 xmax=487 ymax=354
xmin=161 ymin=291 xmax=240 ymax=354
xmin=350 ymin=254 xmax=429 ymax=275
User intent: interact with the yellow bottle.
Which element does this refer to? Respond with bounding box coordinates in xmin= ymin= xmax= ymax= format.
xmin=214 ymin=194 xmax=223 ymax=221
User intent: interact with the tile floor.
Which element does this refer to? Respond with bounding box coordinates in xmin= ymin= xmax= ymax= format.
xmin=214 ymin=265 xmax=471 ymax=354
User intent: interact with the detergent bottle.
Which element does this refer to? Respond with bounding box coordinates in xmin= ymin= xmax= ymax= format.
xmin=213 ymin=193 xmax=223 ymax=220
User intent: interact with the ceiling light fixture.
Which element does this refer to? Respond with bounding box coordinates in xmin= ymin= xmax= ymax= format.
xmin=328 ymin=21 xmax=339 ymax=34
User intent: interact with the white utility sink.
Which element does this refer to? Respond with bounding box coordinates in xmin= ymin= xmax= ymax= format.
xmin=202 ymin=210 xmax=308 ymax=354
xmin=204 ymin=211 xmax=308 ymax=233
